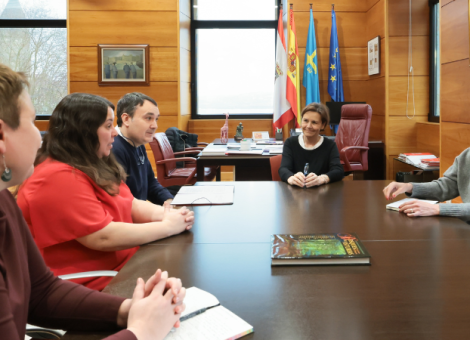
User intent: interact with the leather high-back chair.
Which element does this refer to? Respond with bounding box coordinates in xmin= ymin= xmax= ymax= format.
xmin=335 ymin=104 xmax=372 ymax=173
xmin=270 ymin=155 xmax=283 ymax=181
xmin=149 ymin=133 xmax=219 ymax=187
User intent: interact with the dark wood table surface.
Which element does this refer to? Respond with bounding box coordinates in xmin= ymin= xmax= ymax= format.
xmin=63 ymin=181 xmax=470 ymax=340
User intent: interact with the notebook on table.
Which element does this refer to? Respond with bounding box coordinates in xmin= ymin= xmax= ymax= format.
xmin=164 ymin=287 xmax=253 ymax=340
xmin=386 ymin=198 xmax=438 ymax=211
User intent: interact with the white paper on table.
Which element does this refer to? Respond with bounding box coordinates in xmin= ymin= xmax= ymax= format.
xmin=386 ymin=198 xmax=438 ymax=211
xmin=181 ymin=287 xmax=220 ymax=318
xmin=225 ymin=149 xmax=264 ymax=155
xmin=226 ymin=143 xmax=256 ymax=149
xmin=164 ymin=306 xmax=253 ymax=340
xmin=269 ymin=148 xmax=283 ymax=154
xmin=405 ymin=155 xmax=436 ymax=166
xmin=171 ymin=186 xmax=234 ymax=205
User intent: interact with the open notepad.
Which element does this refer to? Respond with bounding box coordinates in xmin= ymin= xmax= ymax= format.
xmin=164 ymin=287 xmax=253 ymax=340
xmin=386 ymin=198 xmax=438 ymax=211
xmin=171 ymin=186 xmax=234 ymax=205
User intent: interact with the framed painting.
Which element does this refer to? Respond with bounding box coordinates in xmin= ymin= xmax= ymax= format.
xmin=98 ymin=44 xmax=150 ymax=86
xmin=367 ymin=36 xmax=380 ymax=76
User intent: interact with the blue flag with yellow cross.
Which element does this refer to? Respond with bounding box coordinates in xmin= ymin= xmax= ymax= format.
xmin=303 ymin=8 xmax=320 ymax=105
xmin=327 ymin=8 xmax=344 ymax=102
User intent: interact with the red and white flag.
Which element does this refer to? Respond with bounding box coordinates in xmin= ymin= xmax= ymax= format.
xmin=273 ymin=8 xmax=294 ymax=133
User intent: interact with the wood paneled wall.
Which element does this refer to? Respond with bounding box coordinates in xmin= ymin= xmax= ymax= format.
xmin=366 ymin=0 xmax=386 ymax=142
xmin=178 ymin=0 xmax=191 ymax=131
xmin=416 ymin=122 xmax=439 ymax=157
xmin=64 ymin=1 xmax=182 ymax=138
xmin=440 ymin=0 xmax=470 ymax=176
xmin=385 ymin=0 xmax=432 ymax=179
xmin=68 ymin=0 xmax=190 ymax=174
xmin=68 ymin=0 xmax=184 ymax=132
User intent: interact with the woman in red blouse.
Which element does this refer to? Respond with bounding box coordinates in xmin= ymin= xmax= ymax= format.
xmin=17 ymin=92 xmax=194 ymax=291
xmin=0 ymin=64 xmax=185 ymax=340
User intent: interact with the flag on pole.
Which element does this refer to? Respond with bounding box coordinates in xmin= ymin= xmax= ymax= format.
xmin=273 ymin=7 xmax=294 ymax=132
xmin=286 ymin=7 xmax=301 ymax=127
xmin=327 ymin=8 xmax=344 ymax=102
xmin=303 ymin=8 xmax=320 ymax=105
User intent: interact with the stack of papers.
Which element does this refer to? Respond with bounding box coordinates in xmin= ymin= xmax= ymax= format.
xmin=226 ymin=142 xmax=257 ymax=149
xmin=256 ymin=141 xmax=283 ymax=145
xmin=386 ymin=198 xmax=438 ymax=211
xmin=200 ymin=144 xmax=227 ymax=156
xmin=225 ymin=149 xmax=264 ymax=155
xmin=268 ymin=147 xmax=283 ymax=154
xmin=398 ymin=153 xmax=436 ymax=166
xmin=171 ymin=185 xmax=234 ymax=205
xmin=420 ymin=158 xmax=440 ymax=168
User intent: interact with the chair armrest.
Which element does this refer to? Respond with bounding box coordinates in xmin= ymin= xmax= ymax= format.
xmin=197 ymin=142 xmax=209 ymax=146
xmin=174 ymin=150 xmax=202 ymax=156
xmin=156 ymin=157 xmax=197 ymax=164
xmin=339 ymin=146 xmax=369 ymax=171
xmin=340 ymin=146 xmax=370 ymax=152
xmin=26 ymin=324 xmax=66 ymax=338
xmin=58 ymin=270 xmax=118 ymax=280
xmin=26 ymin=270 xmax=119 ymax=339
xmin=185 ymin=147 xmax=205 ymax=151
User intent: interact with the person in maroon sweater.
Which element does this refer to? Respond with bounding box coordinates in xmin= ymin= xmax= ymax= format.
xmin=0 ymin=64 xmax=186 ymax=339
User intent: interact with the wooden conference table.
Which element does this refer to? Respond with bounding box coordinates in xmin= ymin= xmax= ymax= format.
xmin=64 ymin=181 xmax=470 ymax=340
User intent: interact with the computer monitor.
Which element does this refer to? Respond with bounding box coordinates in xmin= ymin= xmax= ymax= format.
xmin=326 ymin=102 xmax=366 ymax=125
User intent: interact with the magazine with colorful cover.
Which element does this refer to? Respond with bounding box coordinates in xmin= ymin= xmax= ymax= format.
xmin=271 ymin=233 xmax=371 ymax=266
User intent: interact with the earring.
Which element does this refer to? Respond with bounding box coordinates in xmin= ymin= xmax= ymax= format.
xmin=1 ymin=155 xmax=12 ymax=182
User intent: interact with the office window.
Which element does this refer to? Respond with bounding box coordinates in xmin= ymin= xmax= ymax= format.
xmin=0 ymin=0 xmax=67 ymax=118
xmin=429 ymin=0 xmax=440 ymax=122
xmin=191 ymin=0 xmax=278 ymax=118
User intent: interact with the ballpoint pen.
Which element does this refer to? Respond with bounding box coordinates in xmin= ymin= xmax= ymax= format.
xmin=180 ymin=307 xmax=208 ymax=322
xmin=304 ymin=163 xmax=309 ymax=188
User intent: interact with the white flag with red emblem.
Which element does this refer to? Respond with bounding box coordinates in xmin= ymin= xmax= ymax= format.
xmin=273 ymin=8 xmax=294 ymax=133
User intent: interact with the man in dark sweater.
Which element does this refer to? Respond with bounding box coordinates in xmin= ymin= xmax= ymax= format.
xmin=113 ymin=92 xmax=173 ymax=205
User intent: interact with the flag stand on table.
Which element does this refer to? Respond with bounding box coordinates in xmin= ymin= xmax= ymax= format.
xmin=273 ymin=4 xmax=294 ymax=135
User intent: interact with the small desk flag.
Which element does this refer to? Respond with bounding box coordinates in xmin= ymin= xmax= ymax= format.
xmin=303 ymin=8 xmax=320 ymax=106
xmin=327 ymin=9 xmax=344 ymax=102
xmin=273 ymin=7 xmax=294 ymax=132
xmin=286 ymin=7 xmax=301 ymax=127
